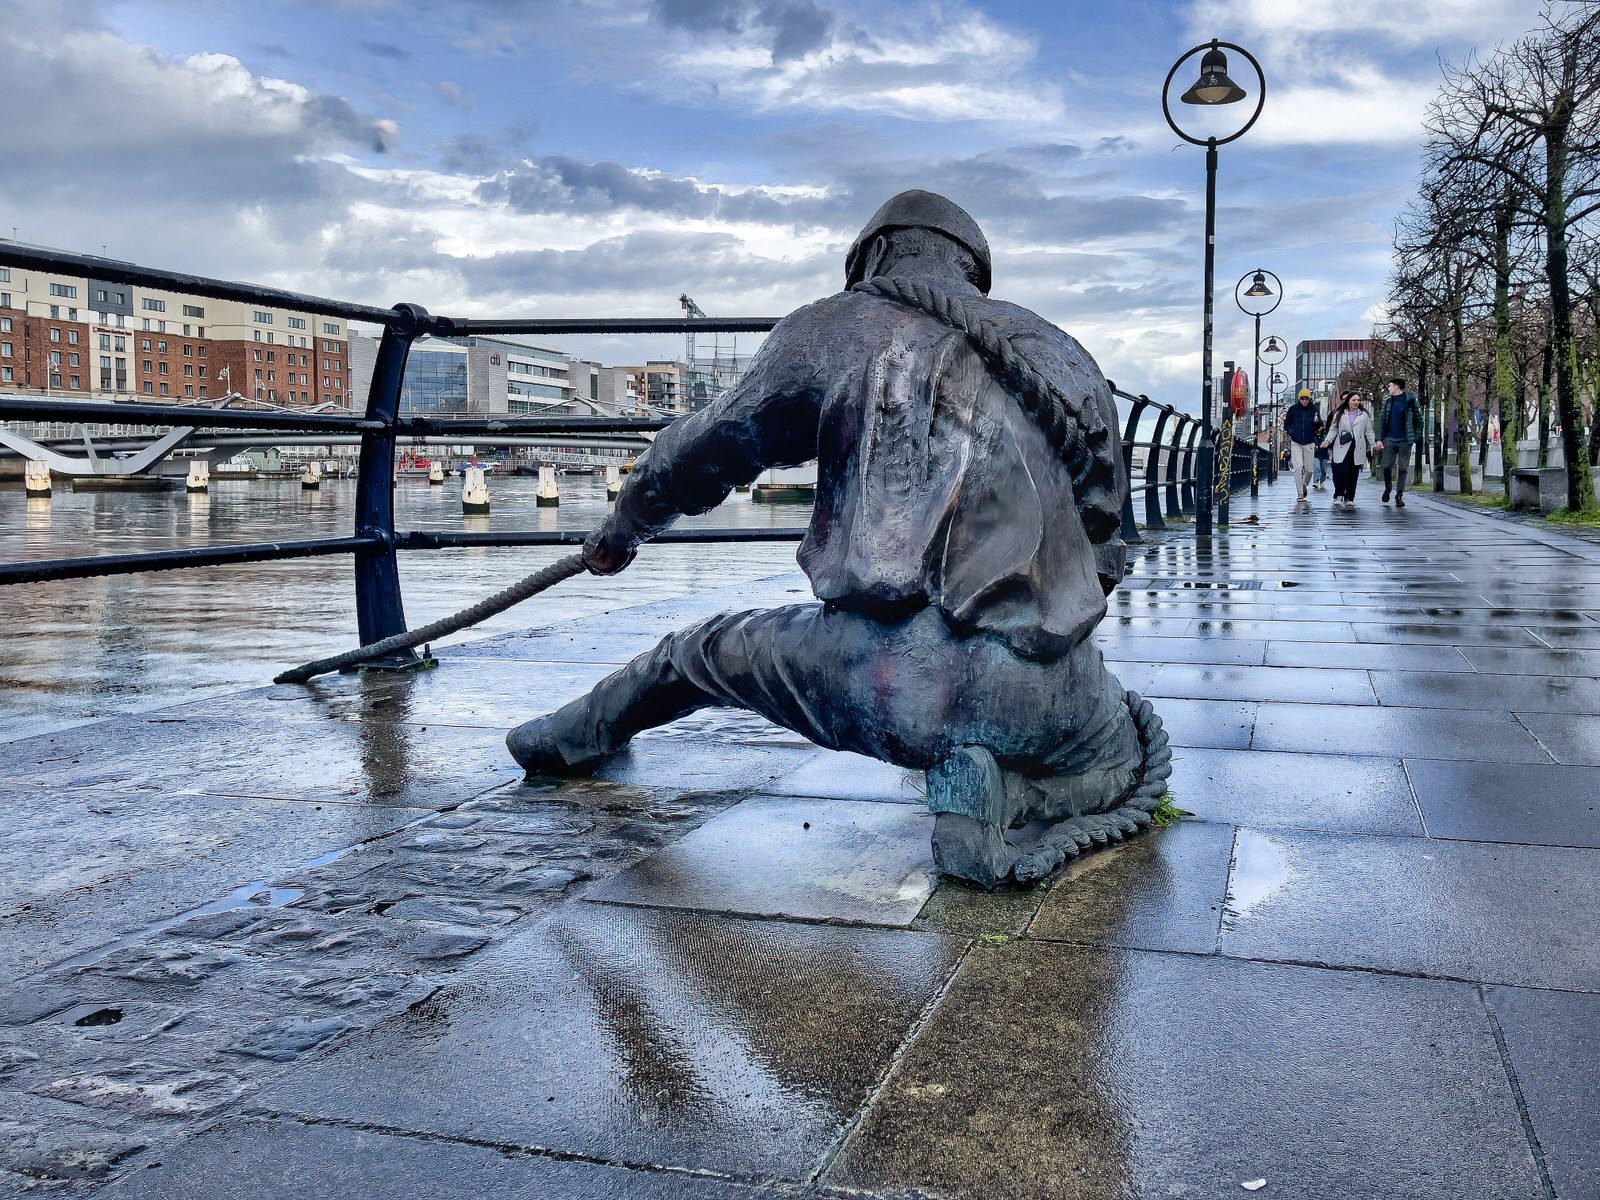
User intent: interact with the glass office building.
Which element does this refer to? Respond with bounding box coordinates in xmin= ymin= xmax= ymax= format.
xmin=397 ymin=343 xmax=468 ymax=414
xmin=1294 ymin=339 xmax=1374 ymax=407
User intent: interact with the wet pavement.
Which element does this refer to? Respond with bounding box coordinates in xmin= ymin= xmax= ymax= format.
xmin=3 ymin=483 xmax=1599 ymax=1197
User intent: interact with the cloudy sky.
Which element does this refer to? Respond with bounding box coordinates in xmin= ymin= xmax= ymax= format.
xmin=0 ymin=0 xmax=1543 ymax=408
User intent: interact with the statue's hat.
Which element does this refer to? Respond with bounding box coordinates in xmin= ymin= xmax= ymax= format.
xmin=845 ymin=190 xmax=992 ymax=294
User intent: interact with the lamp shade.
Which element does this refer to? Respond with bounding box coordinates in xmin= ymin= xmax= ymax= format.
xmin=1243 ymin=271 xmax=1273 ymax=298
xmin=1181 ymin=47 xmax=1247 ymax=105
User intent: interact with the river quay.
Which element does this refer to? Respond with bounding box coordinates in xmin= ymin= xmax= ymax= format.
xmin=3 ymin=483 xmax=1598 ymax=1198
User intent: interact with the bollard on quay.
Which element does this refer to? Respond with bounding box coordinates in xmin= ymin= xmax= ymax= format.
xmin=604 ymin=464 xmax=621 ymax=502
xmin=23 ymin=460 xmax=51 ymax=498
xmin=186 ymin=462 xmax=210 ymax=493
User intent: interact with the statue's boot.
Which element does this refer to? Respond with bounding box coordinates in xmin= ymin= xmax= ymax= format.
xmin=928 ymin=745 xmax=1019 ymax=890
xmin=506 ymin=713 xmax=605 ymax=777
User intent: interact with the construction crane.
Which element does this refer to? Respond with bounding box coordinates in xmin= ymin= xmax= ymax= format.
xmin=678 ymin=293 xmax=706 ymax=368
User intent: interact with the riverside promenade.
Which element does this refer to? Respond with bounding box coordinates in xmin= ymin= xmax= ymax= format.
xmin=3 ymin=483 xmax=1598 ymax=1199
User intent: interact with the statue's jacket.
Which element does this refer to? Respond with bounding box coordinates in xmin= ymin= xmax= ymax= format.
xmin=608 ymin=280 xmax=1126 ymax=663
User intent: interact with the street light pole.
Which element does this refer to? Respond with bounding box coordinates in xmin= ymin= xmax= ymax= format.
xmin=1163 ymin=39 xmax=1266 ymax=539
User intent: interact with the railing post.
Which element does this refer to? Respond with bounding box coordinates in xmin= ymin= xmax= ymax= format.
xmin=1179 ymin=420 xmax=1201 ymax=515
xmin=352 ymin=303 xmax=430 ymax=668
xmin=1146 ymin=407 xmax=1173 ymax=531
xmin=1119 ymin=394 xmax=1146 ymax=544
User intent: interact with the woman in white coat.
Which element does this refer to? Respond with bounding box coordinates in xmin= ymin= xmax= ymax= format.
xmin=1322 ymin=390 xmax=1375 ymax=508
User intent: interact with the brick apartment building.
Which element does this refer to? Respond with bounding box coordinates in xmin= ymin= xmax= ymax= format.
xmin=0 ymin=250 xmax=350 ymax=409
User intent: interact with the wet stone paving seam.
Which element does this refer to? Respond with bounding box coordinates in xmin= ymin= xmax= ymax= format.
xmin=4 ymin=483 xmax=1600 ymax=1196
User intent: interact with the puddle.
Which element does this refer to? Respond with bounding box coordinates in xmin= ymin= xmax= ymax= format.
xmin=1226 ymin=833 xmax=1294 ymax=919
xmin=73 ymin=1006 xmax=124 ymax=1027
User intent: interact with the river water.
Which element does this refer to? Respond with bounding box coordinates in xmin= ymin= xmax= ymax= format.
xmin=0 ymin=473 xmax=810 ymax=741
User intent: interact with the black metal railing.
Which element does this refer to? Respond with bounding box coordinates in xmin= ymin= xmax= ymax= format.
xmin=1 ymin=246 xmax=1271 ymax=667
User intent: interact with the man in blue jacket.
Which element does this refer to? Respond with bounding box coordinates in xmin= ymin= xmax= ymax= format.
xmin=1283 ymin=388 xmax=1321 ymax=501
xmin=1375 ymin=378 xmax=1422 ymax=507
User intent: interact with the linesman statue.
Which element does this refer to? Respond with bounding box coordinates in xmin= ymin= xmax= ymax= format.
xmin=508 ymin=190 xmax=1171 ymax=888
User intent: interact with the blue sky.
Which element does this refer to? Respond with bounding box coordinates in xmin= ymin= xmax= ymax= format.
xmin=0 ymin=0 xmax=1544 ymax=408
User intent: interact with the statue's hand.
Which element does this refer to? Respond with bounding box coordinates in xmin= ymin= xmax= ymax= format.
xmin=582 ymin=525 xmax=636 ymax=576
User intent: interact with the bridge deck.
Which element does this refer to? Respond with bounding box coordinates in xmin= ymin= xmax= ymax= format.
xmin=3 ymin=485 xmax=1598 ymax=1198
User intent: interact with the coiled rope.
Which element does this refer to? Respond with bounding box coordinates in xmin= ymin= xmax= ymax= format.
xmin=274 ymin=552 xmax=587 ymax=685
xmin=849 ymin=276 xmax=1123 ymax=542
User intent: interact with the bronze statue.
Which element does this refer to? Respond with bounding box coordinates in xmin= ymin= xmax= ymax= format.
xmin=508 ymin=190 xmax=1171 ymax=888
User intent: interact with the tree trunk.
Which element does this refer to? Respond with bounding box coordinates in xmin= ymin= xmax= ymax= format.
xmin=1538 ymin=338 xmax=1553 ymax=467
xmin=1493 ymin=203 xmax=1516 ymax=500
xmin=1544 ymin=122 xmax=1597 ymax=510
xmin=1452 ymin=301 xmax=1474 ymax=493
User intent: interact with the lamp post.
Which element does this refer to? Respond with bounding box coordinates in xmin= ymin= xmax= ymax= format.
xmin=1163 ymin=39 xmax=1266 ymax=538
xmin=1234 ymin=268 xmax=1282 ymax=475
xmin=1258 ymin=330 xmax=1288 ymax=478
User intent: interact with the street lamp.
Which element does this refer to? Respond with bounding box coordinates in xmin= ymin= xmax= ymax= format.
xmin=1163 ymin=38 xmax=1266 ymax=537
xmin=1234 ymin=268 xmax=1283 ymax=477
xmin=1258 ymin=327 xmax=1288 ymax=476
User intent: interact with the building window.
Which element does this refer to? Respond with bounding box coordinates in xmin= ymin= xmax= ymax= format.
xmin=183 ymin=344 xmax=192 ymax=356
xmin=158 ymin=363 xmax=168 ymax=375
xmin=182 ymin=324 xmax=191 ymax=337
xmin=253 ymin=330 xmax=261 ymax=342
xmin=50 ymin=329 xmax=61 ymax=342
xmin=288 ymin=317 xmax=306 ymax=329
xmin=0 ymin=343 xmax=8 ymax=357
xmin=141 ymin=297 xmax=165 ymax=311
xmin=142 ymin=318 xmax=150 ymax=331
xmin=70 ymin=375 xmax=80 ymax=389
xmin=113 ymin=292 xmax=125 ymax=305
xmin=50 ymin=283 xmax=78 ymax=298
xmin=143 ymin=381 xmax=153 ymax=394
xmin=157 ymin=341 xmax=167 ymax=352
xmin=198 ymin=366 xmax=206 ymax=378
xmin=266 ymin=350 xmax=275 ymax=363
xmin=197 ymin=326 xmax=204 ymax=337
xmin=253 ymin=311 xmax=272 ymax=324
xmin=0 ymin=318 xmax=9 ymax=332
xmin=322 ymin=323 xmax=340 ymax=335
xmin=253 ymin=349 xmax=262 ymax=361
xmin=1 ymin=367 xmax=10 ymax=382
xmin=182 ymin=304 xmax=204 ymax=318
xmin=197 ymin=345 xmax=205 ymax=357
xmin=141 ymin=338 xmax=151 ymax=351
xmin=266 ymin=371 xmax=275 ymax=382
xmin=95 ymin=289 xmax=108 ymax=303
xmin=266 ymin=332 xmax=273 ymax=344
xmin=68 ymin=353 xmax=79 ymax=366
xmin=100 ymin=372 xmax=112 ymax=390
xmin=51 ymin=373 xmax=63 ymax=387
xmin=143 ymin=360 xmax=153 ymax=372
xmin=156 ymin=320 xmax=165 ymax=333
xmin=99 ymin=334 xmax=110 ymax=350
xmin=159 ymin=383 xmax=169 ymax=396
xmin=114 ymin=336 xmax=125 ymax=351
xmin=0 ymin=293 xmax=9 ymax=308
xmin=184 ymin=385 xmax=194 ymax=397
xmin=100 ymin=355 xmax=110 ymax=369
xmin=68 ymin=308 xmax=78 ymax=321
xmin=184 ymin=364 xmax=193 ymax=376
xmin=0 ymin=268 xmax=8 ymax=282
xmin=199 ymin=386 xmax=207 ymax=397
xmin=68 ymin=330 xmax=78 ymax=344
xmin=49 ymin=305 xmax=59 ymax=319
xmin=254 ymin=369 xmax=262 ymax=381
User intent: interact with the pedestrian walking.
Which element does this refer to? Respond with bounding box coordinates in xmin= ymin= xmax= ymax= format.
xmin=1374 ymin=377 xmax=1422 ymax=508
xmin=1322 ymin=390 xmax=1374 ymax=508
xmin=1312 ymin=414 xmax=1330 ymax=489
xmin=1283 ymin=388 xmax=1320 ymax=501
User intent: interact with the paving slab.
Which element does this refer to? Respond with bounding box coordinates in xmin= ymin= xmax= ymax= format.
xmin=1483 ymin=985 xmax=1600 ymax=1200
xmin=1169 ymin=747 xmax=1422 ymax=835
xmin=1251 ymin=700 xmax=1554 ymax=763
xmin=1456 ymin=645 xmax=1600 ymax=676
xmin=1148 ymin=663 xmax=1375 ymax=705
xmin=1262 ymin=639 xmax=1470 ymax=671
xmin=257 ymin=902 xmax=963 ymax=1182
xmin=585 ymin=795 xmax=937 ymax=926
xmin=109 ymin=1115 xmax=781 ymax=1199
xmin=761 ymin=749 xmax=925 ymax=803
xmin=1221 ymin=828 xmax=1600 ymax=989
xmin=1139 ymin=696 xmax=1255 ymax=748
xmin=1371 ymin=669 xmax=1600 ymax=713
xmin=1406 ymin=758 xmax=1600 ymax=847
xmin=1029 ymin=819 xmax=1232 ymax=953
xmin=826 ymin=942 xmax=1541 ymax=1200
xmin=1514 ymin=711 xmax=1600 ymax=765
xmin=1096 ymin=634 xmax=1266 ymax=666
